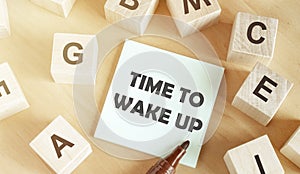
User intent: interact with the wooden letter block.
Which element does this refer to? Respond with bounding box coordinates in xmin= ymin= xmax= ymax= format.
xmin=0 ymin=62 xmax=29 ymax=120
xmin=280 ymin=126 xmax=300 ymax=168
xmin=232 ymin=62 xmax=293 ymax=126
xmin=30 ymin=116 xmax=92 ymax=174
xmin=166 ymin=0 xmax=221 ymax=37
xmin=227 ymin=12 xmax=278 ymax=68
xmin=50 ymin=33 xmax=98 ymax=84
xmin=30 ymin=0 xmax=76 ymax=17
xmin=224 ymin=135 xmax=284 ymax=174
xmin=104 ymin=0 xmax=159 ymax=35
xmin=0 ymin=0 xmax=10 ymax=38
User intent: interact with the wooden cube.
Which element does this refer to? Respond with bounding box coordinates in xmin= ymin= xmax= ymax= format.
xmin=30 ymin=115 xmax=92 ymax=174
xmin=280 ymin=126 xmax=300 ymax=168
xmin=232 ymin=62 xmax=293 ymax=126
xmin=227 ymin=12 xmax=278 ymax=68
xmin=104 ymin=0 xmax=159 ymax=35
xmin=0 ymin=62 xmax=29 ymax=120
xmin=166 ymin=0 xmax=221 ymax=37
xmin=0 ymin=0 xmax=10 ymax=38
xmin=30 ymin=0 xmax=76 ymax=18
xmin=50 ymin=33 xmax=98 ymax=84
xmin=224 ymin=135 xmax=284 ymax=174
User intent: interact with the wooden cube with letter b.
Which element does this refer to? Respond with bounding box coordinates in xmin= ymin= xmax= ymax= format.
xmin=166 ymin=0 xmax=221 ymax=37
xmin=0 ymin=0 xmax=10 ymax=38
xmin=227 ymin=12 xmax=278 ymax=69
xmin=224 ymin=135 xmax=284 ymax=174
xmin=0 ymin=62 xmax=29 ymax=120
xmin=104 ymin=0 xmax=159 ymax=35
xmin=280 ymin=126 xmax=300 ymax=168
xmin=30 ymin=116 xmax=92 ymax=174
xmin=30 ymin=0 xmax=76 ymax=18
xmin=50 ymin=33 xmax=98 ymax=84
xmin=232 ymin=62 xmax=293 ymax=126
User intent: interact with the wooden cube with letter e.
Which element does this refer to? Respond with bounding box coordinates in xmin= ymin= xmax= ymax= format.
xmin=227 ymin=12 xmax=278 ymax=69
xmin=166 ymin=0 xmax=221 ymax=37
xmin=30 ymin=0 xmax=76 ymax=18
xmin=104 ymin=0 xmax=159 ymax=35
xmin=232 ymin=62 xmax=293 ymax=126
xmin=224 ymin=135 xmax=284 ymax=174
xmin=30 ymin=115 xmax=92 ymax=174
xmin=280 ymin=126 xmax=300 ymax=168
xmin=50 ymin=33 xmax=98 ymax=84
xmin=0 ymin=62 xmax=29 ymax=120
xmin=0 ymin=0 xmax=10 ymax=38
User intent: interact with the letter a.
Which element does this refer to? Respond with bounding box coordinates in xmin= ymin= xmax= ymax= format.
xmin=51 ymin=134 xmax=75 ymax=159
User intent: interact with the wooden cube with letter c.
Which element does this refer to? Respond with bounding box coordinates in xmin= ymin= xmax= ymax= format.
xmin=50 ymin=33 xmax=98 ymax=84
xmin=227 ymin=12 xmax=278 ymax=69
xmin=30 ymin=115 xmax=92 ymax=174
xmin=232 ymin=62 xmax=293 ymax=126
xmin=0 ymin=62 xmax=29 ymax=120
xmin=104 ymin=0 xmax=159 ymax=35
xmin=224 ymin=135 xmax=284 ymax=174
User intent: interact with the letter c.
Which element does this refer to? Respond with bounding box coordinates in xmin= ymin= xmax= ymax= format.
xmin=247 ymin=22 xmax=267 ymax=44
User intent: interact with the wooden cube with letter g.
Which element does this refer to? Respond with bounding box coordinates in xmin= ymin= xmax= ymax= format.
xmin=30 ymin=116 xmax=92 ymax=174
xmin=232 ymin=62 xmax=293 ymax=126
xmin=50 ymin=33 xmax=98 ymax=84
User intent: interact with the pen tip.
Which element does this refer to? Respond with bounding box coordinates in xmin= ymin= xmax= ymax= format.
xmin=180 ymin=140 xmax=190 ymax=150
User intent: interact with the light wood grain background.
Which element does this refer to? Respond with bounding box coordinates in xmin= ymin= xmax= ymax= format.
xmin=0 ymin=0 xmax=299 ymax=173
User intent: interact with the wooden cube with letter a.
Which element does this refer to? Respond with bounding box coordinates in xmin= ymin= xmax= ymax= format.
xmin=224 ymin=135 xmax=284 ymax=174
xmin=227 ymin=12 xmax=278 ymax=69
xmin=0 ymin=62 xmax=29 ymax=120
xmin=0 ymin=0 xmax=10 ymax=38
xmin=280 ymin=126 xmax=300 ymax=168
xmin=232 ymin=62 xmax=293 ymax=126
xmin=104 ymin=0 xmax=159 ymax=35
xmin=30 ymin=0 xmax=76 ymax=18
xmin=50 ymin=33 xmax=98 ymax=84
xmin=166 ymin=0 xmax=221 ymax=37
xmin=30 ymin=116 xmax=92 ymax=174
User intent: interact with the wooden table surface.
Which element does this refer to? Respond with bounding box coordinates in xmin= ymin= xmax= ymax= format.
xmin=0 ymin=0 xmax=299 ymax=173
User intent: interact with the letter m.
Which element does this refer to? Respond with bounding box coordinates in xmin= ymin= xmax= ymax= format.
xmin=183 ymin=0 xmax=212 ymax=14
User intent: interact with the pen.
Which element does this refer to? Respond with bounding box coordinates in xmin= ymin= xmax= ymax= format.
xmin=146 ymin=140 xmax=190 ymax=174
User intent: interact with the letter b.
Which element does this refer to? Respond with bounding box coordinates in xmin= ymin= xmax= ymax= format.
xmin=119 ymin=0 xmax=139 ymax=10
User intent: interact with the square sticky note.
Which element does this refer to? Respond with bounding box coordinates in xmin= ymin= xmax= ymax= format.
xmin=94 ymin=40 xmax=224 ymax=168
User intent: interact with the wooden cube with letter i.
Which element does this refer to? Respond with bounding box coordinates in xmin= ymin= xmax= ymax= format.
xmin=227 ymin=12 xmax=278 ymax=69
xmin=166 ymin=0 xmax=221 ymax=37
xmin=0 ymin=0 xmax=10 ymax=38
xmin=232 ymin=62 xmax=293 ymax=126
xmin=104 ymin=0 xmax=159 ymax=34
xmin=50 ymin=33 xmax=98 ymax=84
xmin=224 ymin=135 xmax=284 ymax=174
xmin=0 ymin=62 xmax=29 ymax=120
xmin=30 ymin=116 xmax=92 ymax=174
